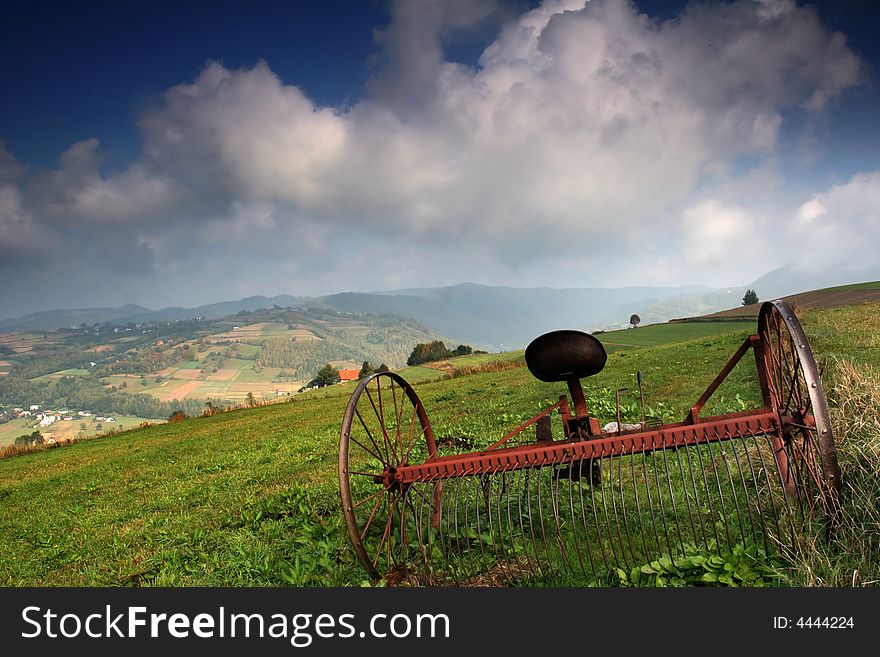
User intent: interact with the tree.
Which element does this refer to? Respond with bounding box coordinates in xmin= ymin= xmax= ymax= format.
xmin=310 ymin=364 xmax=340 ymax=388
xmin=452 ymin=345 xmax=473 ymax=357
xmin=629 ymin=314 xmax=641 ymax=328
xmin=407 ymin=341 xmax=451 ymax=366
xmin=246 ymin=391 xmax=258 ymax=407
xmin=376 ymin=363 xmax=390 ymax=373
xmin=168 ymin=410 xmax=186 ymax=423
xmin=358 ymin=361 xmax=375 ymax=379
xmin=15 ymin=431 xmax=43 ymax=447
xmin=742 ymin=289 xmax=759 ymax=306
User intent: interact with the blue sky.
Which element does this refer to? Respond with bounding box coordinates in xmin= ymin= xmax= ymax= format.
xmin=2 ymin=0 xmax=879 ymax=317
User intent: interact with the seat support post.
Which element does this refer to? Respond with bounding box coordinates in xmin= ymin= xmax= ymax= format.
xmin=567 ymin=376 xmax=588 ymax=419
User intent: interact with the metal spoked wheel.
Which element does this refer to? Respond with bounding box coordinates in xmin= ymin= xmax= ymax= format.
xmin=758 ymin=300 xmax=841 ymax=522
xmin=339 ymin=372 xmax=437 ymax=580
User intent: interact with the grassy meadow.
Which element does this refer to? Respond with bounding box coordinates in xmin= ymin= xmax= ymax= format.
xmin=0 ymin=303 xmax=877 ymax=587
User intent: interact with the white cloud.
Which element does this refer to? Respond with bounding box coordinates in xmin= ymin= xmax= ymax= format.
xmin=681 ymin=200 xmax=756 ymax=266
xmin=787 ymin=172 xmax=880 ymax=271
xmin=0 ymin=0 xmax=873 ymax=314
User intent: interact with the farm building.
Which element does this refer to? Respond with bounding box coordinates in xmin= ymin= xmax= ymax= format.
xmin=338 ymin=369 xmax=359 ymax=382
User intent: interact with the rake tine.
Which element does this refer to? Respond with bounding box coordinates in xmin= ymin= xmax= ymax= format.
xmin=706 ymin=436 xmax=733 ymax=554
xmin=549 ymin=456 xmax=574 ymax=575
xmin=595 ymin=449 xmax=622 ymax=571
xmin=605 ymin=448 xmax=632 ymax=567
xmin=638 ymin=437 xmax=663 ymax=563
xmin=536 ymin=458 xmax=561 ymax=577
xmin=761 ymin=432 xmax=800 ymax=552
xmin=692 ymin=430 xmax=723 ymax=555
xmin=680 ymin=429 xmax=710 ymax=552
xmin=583 ymin=446 xmax=610 ymax=575
xmin=422 ymin=473 xmax=445 ymax=580
xmin=512 ymin=466 xmax=533 ymax=578
xmin=504 ymin=466 xmax=520 ymax=579
xmin=443 ymin=477 xmax=461 ymax=584
xmin=494 ymin=465 xmax=518 ymax=585
xmin=575 ymin=449 xmax=599 ymax=581
xmin=716 ymin=429 xmax=748 ymax=548
xmin=660 ymin=444 xmax=687 ymax=559
xmin=628 ymin=439 xmax=652 ymax=564
xmin=482 ymin=464 xmax=501 ymax=584
xmin=524 ymin=465 xmax=548 ymax=581
xmin=411 ymin=480 xmax=431 ymax=580
xmin=648 ymin=434 xmax=676 ymax=563
xmin=745 ymin=433 xmax=784 ymax=550
xmin=458 ymin=472 xmax=476 ymax=579
xmin=705 ymin=432 xmax=733 ymax=554
xmin=469 ymin=468 xmax=488 ymax=579
xmin=728 ymin=431 xmax=763 ymax=549
xmin=616 ymin=444 xmax=640 ymax=566
xmin=529 ymin=461 xmax=552 ymax=575
xmin=565 ymin=452 xmax=590 ymax=581
xmin=670 ymin=435 xmax=700 ymax=549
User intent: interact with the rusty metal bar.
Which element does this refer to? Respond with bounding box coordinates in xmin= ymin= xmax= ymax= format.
xmin=687 ymin=335 xmax=755 ymax=422
xmin=397 ymin=411 xmax=778 ymax=483
xmin=483 ymin=399 xmax=565 ymax=452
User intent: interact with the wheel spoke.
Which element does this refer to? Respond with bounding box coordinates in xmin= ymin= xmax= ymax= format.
xmin=366 ymin=384 xmax=395 ymax=465
xmin=355 ymin=408 xmax=388 ymax=464
xmin=373 ymin=497 xmax=394 ymax=568
xmin=360 ymin=489 xmax=387 ymax=541
xmin=354 ymin=485 xmax=389 ymax=510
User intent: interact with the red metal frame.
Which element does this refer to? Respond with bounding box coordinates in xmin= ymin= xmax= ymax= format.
xmin=385 ymin=332 xmax=798 ymax=489
xmin=396 ymin=411 xmax=778 ymax=483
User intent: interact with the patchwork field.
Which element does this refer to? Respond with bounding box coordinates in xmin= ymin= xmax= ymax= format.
xmin=207 ymin=322 xmax=320 ymax=342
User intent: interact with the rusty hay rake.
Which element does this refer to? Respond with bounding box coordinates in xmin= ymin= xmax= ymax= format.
xmin=338 ymin=300 xmax=841 ymax=584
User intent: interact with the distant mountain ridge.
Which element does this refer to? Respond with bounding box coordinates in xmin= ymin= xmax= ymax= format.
xmin=5 ymin=265 xmax=878 ymax=347
xmin=0 ymin=283 xmax=722 ymax=348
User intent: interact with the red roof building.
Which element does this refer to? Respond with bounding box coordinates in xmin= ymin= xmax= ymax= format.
xmin=338 ymin=369 xmax=359 ymax=382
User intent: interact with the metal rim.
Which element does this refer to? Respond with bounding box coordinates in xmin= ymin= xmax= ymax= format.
xmin=758 ymin=300 xmax=840 ymax=519
xmin=338 ymin=372 xmax=437 ymax=579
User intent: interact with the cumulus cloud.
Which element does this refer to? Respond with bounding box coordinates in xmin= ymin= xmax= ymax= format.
xmin=0 ymin=0 xmax=873 ymax=315
xmin=789 ymin=172 xmax=880 ymax=274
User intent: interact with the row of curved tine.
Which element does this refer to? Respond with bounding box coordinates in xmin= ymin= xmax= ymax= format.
xmin=391 ymin=430 xmax=822 ymax=585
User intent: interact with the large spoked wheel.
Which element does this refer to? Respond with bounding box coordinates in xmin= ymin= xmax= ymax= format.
xmin=759 ymin=300 xmax=840 ymax=521
xmin=339 ymin=372 xmax=437 ymax=580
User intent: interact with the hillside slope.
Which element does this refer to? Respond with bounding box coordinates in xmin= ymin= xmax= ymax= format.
xmin=2 ymin=302 xmax=876 ymax=586
xmin=673 ymin=281 xmax=880 ymax=321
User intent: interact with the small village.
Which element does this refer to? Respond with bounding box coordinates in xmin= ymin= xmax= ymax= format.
xmin=1 ymin=404 xmax=114 ymax=444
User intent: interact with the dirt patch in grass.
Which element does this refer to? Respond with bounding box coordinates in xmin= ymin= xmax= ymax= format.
xmin=159 ymin=380 xmax=202 ymax=402
xmin=170 ymin=369 xmax=202 ymax=380
xmin=207 ymin=368 xmax=238 ymax=381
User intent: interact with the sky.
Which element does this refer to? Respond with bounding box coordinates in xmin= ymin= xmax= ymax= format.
xmin=2 ymin=0 xmax=879 ymax=317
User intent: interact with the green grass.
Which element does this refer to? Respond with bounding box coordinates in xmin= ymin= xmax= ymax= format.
xmin=597 ymin=321 xmax=754 ymax=350
xmin=32 ymin=367 xmax=92 ymax=381
xmin=0 ymin=304 xmax=877 ymax=586
xmin=234 ymin=344 xmax=262 ymax=357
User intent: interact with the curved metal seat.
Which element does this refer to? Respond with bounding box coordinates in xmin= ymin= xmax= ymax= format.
xmin=525 ymin=330 xmax=607 ymax=382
